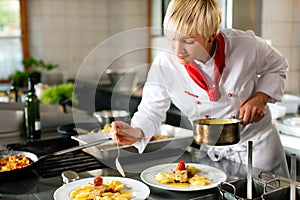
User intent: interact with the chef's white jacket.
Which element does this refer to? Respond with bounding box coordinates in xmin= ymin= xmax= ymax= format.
xmin=131 ymin=29 xmax=289 ymax=177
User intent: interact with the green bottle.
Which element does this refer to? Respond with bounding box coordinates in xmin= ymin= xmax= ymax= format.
xmin=24 ymin=77 xmax=41 ymax=139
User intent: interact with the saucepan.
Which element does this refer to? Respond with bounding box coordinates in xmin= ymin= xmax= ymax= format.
xmin=93 ymin=110 xmax=131 ymax=125
xmin=193 ymin=118 xmax=241 ymax=146
xmin=0 ymin=139 xmax=110 ymax=182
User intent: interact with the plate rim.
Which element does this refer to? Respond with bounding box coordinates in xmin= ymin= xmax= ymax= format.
xmin=283 ymin=117 xmax=300 ymax=127
xmin=53 ymin=176 xmax=150 ymax=200
xmin=140 ymin=163 xmax=227 ymax=191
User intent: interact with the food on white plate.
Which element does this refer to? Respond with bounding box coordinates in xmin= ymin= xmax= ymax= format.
xmin=69 ymin=176 xmax=132 ymax=200
xmin=0 ymin=154 xmax=33 ymax=172
xmin=154 ymin=161 xmax=212 ymax=187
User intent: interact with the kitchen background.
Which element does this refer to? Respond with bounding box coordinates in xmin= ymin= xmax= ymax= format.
xmin=1 ymin=0 xmax=299 ymax=94
xmin=0 ymin=0 xmax=300 ymax=183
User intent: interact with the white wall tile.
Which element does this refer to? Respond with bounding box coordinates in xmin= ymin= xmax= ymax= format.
xmin=28 ymin=0 xmax=149 ymax=83
xmin=262 ymin=0 xmax=294 ymax=22
xmin=262 ymin=22 xmax=294 ymax=46
xmin=294 ymin=0 xmax=300 ymax=22
xmin=285 ymin=72 xmax=300 ymax=94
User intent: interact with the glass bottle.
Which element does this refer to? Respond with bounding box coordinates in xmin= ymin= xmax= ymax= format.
xmin=7 ymin=81 xmax=19 ymax=102
xmin=24 ymin=77 xmax=41 ymax=139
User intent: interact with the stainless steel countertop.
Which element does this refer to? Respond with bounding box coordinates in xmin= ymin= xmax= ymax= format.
xmin=0 ymin=131 xmax=273 ymax=200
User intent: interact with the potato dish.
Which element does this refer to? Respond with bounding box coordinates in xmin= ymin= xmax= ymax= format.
xmin=0 ymin=154 xmax=33 ymax=172
xmin=69 ymin=176 xmax=132 ymax=200
xmin=154 ymin=161 xmax=212 ymax=187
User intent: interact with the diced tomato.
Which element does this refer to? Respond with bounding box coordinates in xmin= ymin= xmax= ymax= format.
xmin=177 ymin=161 xmax=185 ymax=170
xmin=94 ymin=176 xmax=103 ymax=186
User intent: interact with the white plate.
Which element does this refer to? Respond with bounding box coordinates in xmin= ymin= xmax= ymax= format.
xmin=283 ymin=117 xmax=300 ymax=127
xmin=53 ymin=176 xmax=150 ymax=200
xmin=140 ymin=163 xmax=227 ymax=191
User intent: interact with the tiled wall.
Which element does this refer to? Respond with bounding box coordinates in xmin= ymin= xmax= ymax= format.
xmin=262 ymin=0 xmax=300 ymax=94
xmin=27 ymin=0 xmax=148 ymax=85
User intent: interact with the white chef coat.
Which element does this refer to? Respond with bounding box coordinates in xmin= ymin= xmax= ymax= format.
xmin=131 ymin=29 xmax=289 ymax=177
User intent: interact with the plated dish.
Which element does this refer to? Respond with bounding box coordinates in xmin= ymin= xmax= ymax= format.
xmin=283 ymin=117 xmax=300 ymax=127
xmin=140 ymin=163 xmax=226 ymax=191
xmin=53 ymin=176 xmax=150 ymax=200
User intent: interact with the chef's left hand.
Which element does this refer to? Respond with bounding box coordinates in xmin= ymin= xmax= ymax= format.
xmin=239 ymin=92 xmax=270 ymax=126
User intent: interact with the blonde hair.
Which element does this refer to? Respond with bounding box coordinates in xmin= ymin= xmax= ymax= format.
xmin=163 ymin=0 xmax=222 ymax=40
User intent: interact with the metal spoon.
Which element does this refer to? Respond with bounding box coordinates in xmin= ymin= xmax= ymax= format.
xmin=115 ymin=141 xmax=125 ymax=177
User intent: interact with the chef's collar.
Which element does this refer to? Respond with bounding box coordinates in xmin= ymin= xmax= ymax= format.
xmin=193 ymin=47 xmax=216 ymax=66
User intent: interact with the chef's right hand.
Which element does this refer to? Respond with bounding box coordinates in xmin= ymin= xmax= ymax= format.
xmin=110 ymin=121 xmax=144 ymax=145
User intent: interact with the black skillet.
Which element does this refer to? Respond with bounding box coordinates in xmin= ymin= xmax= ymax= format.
xmin=0 ymin=138 xmax=110 ymax=182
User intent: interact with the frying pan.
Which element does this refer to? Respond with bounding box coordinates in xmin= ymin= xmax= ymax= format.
xmin=0 ymin=139 xmax=110 ymax=182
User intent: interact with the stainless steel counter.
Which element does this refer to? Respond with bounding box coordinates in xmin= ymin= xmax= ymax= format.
xmin=0 ymin=131 xmax=276 ymax=200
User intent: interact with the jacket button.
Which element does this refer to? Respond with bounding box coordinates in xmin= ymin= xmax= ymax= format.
xmin=228 ymin=92 xmax=233 ymax=97
xmin=196 ymin=100 xmax=201 ymax=104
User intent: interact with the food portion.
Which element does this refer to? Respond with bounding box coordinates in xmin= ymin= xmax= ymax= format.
xmin=0 ymin=154 xmax=33 ymax=172
xmin=198 ymin=118 xmax=235 ymax=124
xmin=154 ymin=161 xmax=212 ymax=187
xmin=69 ymin=176 xmax=132 ymax=200
xmin=150 ymin=135 xmax=168 ymax=141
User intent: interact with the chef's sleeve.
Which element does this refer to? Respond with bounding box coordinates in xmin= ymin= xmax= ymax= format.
xmin=254 ymin=36 xmax=288 ymax=103
xmin=131 ymin=56 xmax=172 ymax=153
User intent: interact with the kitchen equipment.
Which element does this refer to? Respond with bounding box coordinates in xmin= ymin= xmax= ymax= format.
xmin=5 ymin=137 xmax=105 ymax=179
xmin=74 ymin=124 xmax=194 ymax=173
xmin=291 ymin=154 xmax=297 ymax=200
xmin=261 ymin=186 xmax=300 ymax=200
xmin=105 ymin=69 xmax=137 ymax=88
xmin=276 ymin=94 xmax=300 ymax=114
xmin=0 ymin=139 xmax=110 ymax=182
xmin=61 ymin=170 xmax=79 ymax=184
xmin=57 ymin=122 xmax=100 ymax=137
xmin=193 ymin=118 xmax=241 ymax=146
xmin=115 ymin=141 xmax=125 ymax=177
xmin=248 ymin=141 xmax=253 ymax=199
xmin=219 ymin=178 xmax=280 ymax=200
xmin=93 ymin=110 xmax=131 ymax=125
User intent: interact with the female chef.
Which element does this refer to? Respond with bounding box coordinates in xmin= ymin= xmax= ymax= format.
xmin=110 ymin=0 xmax=289 ymax=177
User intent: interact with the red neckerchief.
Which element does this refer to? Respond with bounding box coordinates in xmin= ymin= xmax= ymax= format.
xmin=184 ymin=33 xmax=225 ymax=101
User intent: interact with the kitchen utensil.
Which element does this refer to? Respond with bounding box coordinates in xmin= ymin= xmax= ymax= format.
xmin=193 ymin=118 xmax=241 ymax=146
xmin=219 ymin=178 xmax=280 ymax=200
xmin=290 ymin=154 xmax=297 ymax=200
xmin=74 ymin=124 xmax=193 ymax=174
xmin=61 ymin=170 xmax=79 ymax=184
xmin=0 ymin=139 xmax=110 ymax=182
xmin=93 ymin=110 xmax=131 ymax=125
xmin=248 ymin=141 xmax=253 ymax=199
xmin=115 ymin=141 xmax=125 ymax=177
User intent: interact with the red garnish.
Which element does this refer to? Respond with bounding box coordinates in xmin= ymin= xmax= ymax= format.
xmin=177 ymin=161 xmax=185 ymax=170
xmin=150 ymin=136 xmax=155 ymax=141
xmin=94 ymin=176 xmax=103 ymax=186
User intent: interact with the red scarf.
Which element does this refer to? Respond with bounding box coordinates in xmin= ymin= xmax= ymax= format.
xmin=184 ymin=34 xmax=225 ymax=101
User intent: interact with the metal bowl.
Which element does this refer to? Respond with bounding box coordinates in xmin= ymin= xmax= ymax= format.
xmin=93 ymin=110 xmax=131 ymax=125
xmin=193 ymin=118 xmax=241 ymax=146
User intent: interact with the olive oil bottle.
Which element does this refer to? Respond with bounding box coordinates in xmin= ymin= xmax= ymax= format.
xmin=24 ymin=77 xmax=41 ymax=139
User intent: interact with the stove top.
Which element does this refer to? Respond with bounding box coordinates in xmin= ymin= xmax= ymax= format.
xmin=7 ymin=137 xmax=107 ymax=178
